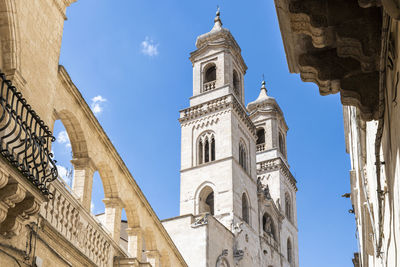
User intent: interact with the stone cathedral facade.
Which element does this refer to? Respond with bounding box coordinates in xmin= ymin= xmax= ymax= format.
xmin=162 ymin=11 xmax=299 ymax=267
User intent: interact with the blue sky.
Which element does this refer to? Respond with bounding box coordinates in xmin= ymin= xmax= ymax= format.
xmin=53 ymin=1 xmax=358 ymax=266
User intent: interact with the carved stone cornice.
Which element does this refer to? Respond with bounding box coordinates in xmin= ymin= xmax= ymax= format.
xmin=257 ymin=157 xmax=297 ymax=191
xmin=180 ymin=94 xmax=256 ymax=137
xmin=275 ymin=0 xmax=383 ymax=120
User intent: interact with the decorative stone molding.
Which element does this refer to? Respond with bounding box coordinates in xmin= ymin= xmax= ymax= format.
xmin=180 ymin=94 xmax=256 ymax=137
xmin=257 ymin=158 xmax=297 ymax=191
xmin=275 ymin=0 xmax=383 ymax=120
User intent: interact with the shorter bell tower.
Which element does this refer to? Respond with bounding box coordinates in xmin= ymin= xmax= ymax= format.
xmin=247 ymin=80 xmax=299 ymax=267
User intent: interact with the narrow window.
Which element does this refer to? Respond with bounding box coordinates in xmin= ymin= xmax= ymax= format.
xmin=287 ymin=238 xmax=292 ymax=263
xmin=205 ymin=191 xmax=214 ymax=215
xmin=242 ymin=193 xmax=249 ymax=223
xmin=239 ymin=142 xmax=247 ymax=171
xmin=211 ymin=137 xmax=215 ymax=161
xmin=285 ymin=193 xmax=292 ymax=221
xmin=198 ymin=141 xmax=203 ymax=164
xmin=205 ymin=139 xmax=209 ymax=163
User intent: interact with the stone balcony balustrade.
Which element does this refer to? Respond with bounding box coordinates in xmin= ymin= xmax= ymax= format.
xmin=41 ymin=178 xmax=127 ymax=266
xmin=256 ymin=143 xmax=266 ymax=152
xmin=203 ymin=80 xmax=216 ymax=92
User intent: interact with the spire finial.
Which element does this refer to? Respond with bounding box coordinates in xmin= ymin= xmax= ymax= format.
xmin=212 ymin=6 xmax=222 ymax=31
xmin=261 ymin=75 xmax=267 ymax=94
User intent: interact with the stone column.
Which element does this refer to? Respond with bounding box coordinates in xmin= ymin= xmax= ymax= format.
xmin=71 ymin=158 xmax=95 ymax=211
xmin=102 ymin=197 xmax=123 ymax=242
xmin=144 ymin=250 xmax=160 ymax=267
xmin=126 ymin=227 xmax=143 ymax=260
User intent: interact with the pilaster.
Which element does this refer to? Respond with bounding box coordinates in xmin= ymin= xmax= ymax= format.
xmin=126 ymin=227 xmax=143 ymax=260
xmin=71 ymin=157 xmax=96 ymax=211
xmin=102 ymin=197 xmax=123 ymax=242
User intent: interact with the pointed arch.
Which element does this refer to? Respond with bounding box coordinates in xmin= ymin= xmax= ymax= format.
xmin=195 ymin=182 xmax=216 ymax=215
xmin=197 ymin=131 xmax=216 ymax=165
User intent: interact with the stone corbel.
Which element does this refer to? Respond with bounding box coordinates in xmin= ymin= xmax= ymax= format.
xmin=0 ymin=196 xmax=40 ymax=237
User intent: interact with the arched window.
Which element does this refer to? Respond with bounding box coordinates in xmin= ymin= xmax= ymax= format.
xmin=198 ymin=132 xmax=216 ymax=165
xmin=287 ymin=238 xmax=292 ymax=263
xmin=205 ymin=65 xmax=216 ymax=83
xmin=262 ymin=213 xmax=276 ymax=240
xmin=239 ymin=141 xmax=247 ymax=171
xmin=242 ymin=193 xmax=249 ymax=223
xmin=256 ymin=128 xmax=265 ymax=145
xmin=211 ymin=137 xmax=215 ymax=161
xmin=198 ymin=140 xmax=203 ymax=165
xmin=233 ymin=70 xmax=240 ymax=97
xmin=199 ymin=186 xmax=214 ymax=215
xmin=279 ymin=132 xmax=285 ymax=155
xmin=285 ymin=192 xmax=292 ymax=222
xmin=204 ymin=138 xmax=210 ymax=163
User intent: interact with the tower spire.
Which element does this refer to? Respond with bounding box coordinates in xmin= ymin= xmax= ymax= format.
xmin=212 ymin=6 xmax=223 ymax=31
xmin=261 ymin=78 xmax=268 ymax=95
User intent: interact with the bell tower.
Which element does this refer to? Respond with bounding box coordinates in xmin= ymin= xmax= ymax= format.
xmin=247 ymin=81 xmax=299 ymax=267
xmin=178 ymin=9 xmax=258 ymax=232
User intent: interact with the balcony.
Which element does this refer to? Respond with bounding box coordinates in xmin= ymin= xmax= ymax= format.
xmin=0 ymin=72 xmax=57 ymax=196
xmin=0 ymin=71 xmax=58 ymax=237
xmin=203 ymin=80 xmax=216 ymax=92
xmin=256 ymin=143 xmax=265 ymax=152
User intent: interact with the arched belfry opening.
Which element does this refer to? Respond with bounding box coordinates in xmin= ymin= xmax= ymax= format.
xmin=256 ymin=128 xmax=265 ymax=145
xmin=203 ymin=64 xmax=216 ymax=92
xmin=279 ymin=132 xmax=286 ymax=156
xmin=198 ymin=186 xmax=214 ymax=215
xmin=205 ymin=64 xmax=216 ymax=83
xmin=233 ymin=70 xmax=240 ymax=97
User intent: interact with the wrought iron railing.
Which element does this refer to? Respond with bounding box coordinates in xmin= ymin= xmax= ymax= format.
xmin=0 ymin=72 xmax=57 ymax=196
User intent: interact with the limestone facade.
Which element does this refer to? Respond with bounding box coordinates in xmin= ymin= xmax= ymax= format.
xmin=163 ymin=11 xmax=299 ymax=267
xmin=0 ymin=1 xmax=186 ymax=266
xmin=272 ymin=0 xmax=400 ymax=266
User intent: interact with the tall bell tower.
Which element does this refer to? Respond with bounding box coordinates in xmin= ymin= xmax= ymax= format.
xmin=163 ymin=9 xmax=299 ymax=267
xmin=178 ymin=9 xmax=258 ymax=232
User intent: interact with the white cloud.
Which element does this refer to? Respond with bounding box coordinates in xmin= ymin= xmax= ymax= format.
xmin=91 ymin=201 xmax=95 ymax=213
xmin=90 ymin=95 xmax=107 ymax=115
xmin=57 ymin=131 xmax=71 ymax=148
xmin=141 ymin=37 xmax=159 ymax=57
xmin=57 ymin=165 xmax=73 ymax=186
